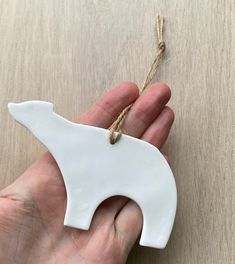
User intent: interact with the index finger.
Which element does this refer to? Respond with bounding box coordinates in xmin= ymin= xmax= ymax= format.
xmin=77 ymin=81 xmax=139 ymax=128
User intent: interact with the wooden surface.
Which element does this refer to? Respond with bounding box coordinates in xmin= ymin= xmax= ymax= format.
xmin=0 ymin=1 xmax=234 ymax=263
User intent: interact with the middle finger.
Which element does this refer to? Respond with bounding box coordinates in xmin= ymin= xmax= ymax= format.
xmin=122 ymin=82 xmax=171 ymax=138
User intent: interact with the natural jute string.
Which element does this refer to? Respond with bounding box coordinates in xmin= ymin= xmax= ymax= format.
xmin=109 ymin=15 xmax=166 ymax=144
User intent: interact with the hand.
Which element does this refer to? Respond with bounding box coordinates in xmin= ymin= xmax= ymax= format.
xmin=0 ymin=82 xmax=174 ymax=264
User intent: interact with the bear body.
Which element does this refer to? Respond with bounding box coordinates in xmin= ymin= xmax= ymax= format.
xmin=8 ymin=101 xmax=177 ymax=249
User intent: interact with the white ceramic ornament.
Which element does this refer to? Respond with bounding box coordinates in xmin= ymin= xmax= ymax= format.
xmin=8 ymin=100 xmax=177 ymax=249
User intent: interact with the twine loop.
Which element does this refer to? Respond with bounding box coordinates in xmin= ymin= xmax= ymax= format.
xmin=109 ymin=128 xmax=121 ymax=145
xmin=109 ymin=15 xmax=166 ymax=144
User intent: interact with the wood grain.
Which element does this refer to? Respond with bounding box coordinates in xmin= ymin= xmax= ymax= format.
xmin=0 ymin=1 xmax=234 ymax=263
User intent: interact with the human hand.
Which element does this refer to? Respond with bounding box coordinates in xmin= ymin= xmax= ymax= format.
xmin=0 ymin=82 xmax=174 ymax=264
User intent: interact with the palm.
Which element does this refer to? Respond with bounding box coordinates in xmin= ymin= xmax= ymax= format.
xmin=0 ymin=82 xmax=174 ymax=264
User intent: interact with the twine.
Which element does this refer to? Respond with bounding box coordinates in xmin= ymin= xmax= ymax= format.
xmin=109 ymin=15 xmax=166 ymax=144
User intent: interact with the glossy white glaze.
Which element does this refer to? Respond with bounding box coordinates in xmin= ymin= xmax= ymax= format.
xmin=8 ymin=101 xmax=177 ymax=249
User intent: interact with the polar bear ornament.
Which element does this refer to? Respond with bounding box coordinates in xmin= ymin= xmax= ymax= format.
xmin=8 ymin=100 xmax=177 ymax=249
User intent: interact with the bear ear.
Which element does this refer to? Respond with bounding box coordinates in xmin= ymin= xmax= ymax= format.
xmin=46 ymin=101 xmax=54 ymax=110
xmin=29 ymin=100 xmax=54 ymax=111
xmin=39 ymin=101 xmax=54 ymax=111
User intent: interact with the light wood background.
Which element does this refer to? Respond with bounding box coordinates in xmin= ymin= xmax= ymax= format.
xmin=0 ymin=1 xmax=234 ymax=263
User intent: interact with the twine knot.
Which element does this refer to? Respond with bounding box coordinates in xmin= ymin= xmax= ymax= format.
xmin=158 ymin=41 xmax=166 ymax=52
xmin=109 ymin=15 xmax=166 ymax=144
